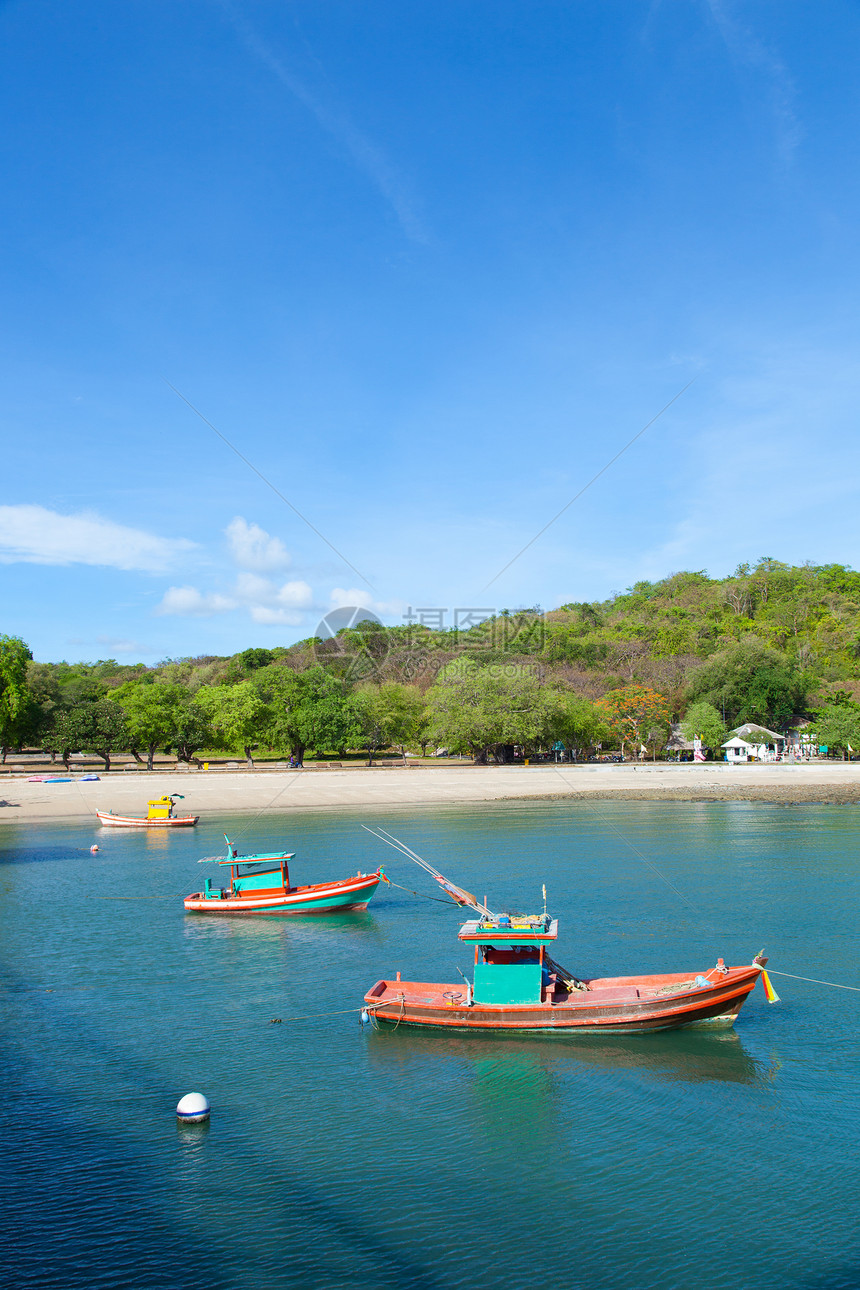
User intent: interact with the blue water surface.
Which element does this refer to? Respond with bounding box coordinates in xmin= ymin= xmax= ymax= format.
xmin=1 ymin=799 xmax=859 ymax=1290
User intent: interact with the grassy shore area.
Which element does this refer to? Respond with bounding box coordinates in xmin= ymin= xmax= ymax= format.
xmin=3 ymin=761 xmax=860 ymax=825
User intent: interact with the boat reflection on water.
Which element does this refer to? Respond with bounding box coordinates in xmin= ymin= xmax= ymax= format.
xmin=554 ymin=1028 xmax=781 ymax=1087
xmin=182 ymin=907 xmax=386 ymax=950
xmin=141 ymin=829 xmax=172 ymax=854
xmin=365 ymin=1028 xmax=780 ymax=1168
xmin=366 ymin=1024 xmax=779 ymax=1089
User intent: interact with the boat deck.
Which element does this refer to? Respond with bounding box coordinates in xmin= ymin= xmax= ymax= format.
xmin=367 ymin=972 xmax=709 ymax=1009
xmin=184 ymin=869 xmax=382 ymax=915
xmin=364 ymin=964 xmax=762 ymax=1031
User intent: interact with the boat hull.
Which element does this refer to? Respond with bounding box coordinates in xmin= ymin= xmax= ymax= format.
xmin=97 ymin=811 xmax=199 ymax=827
xmin=363 ymin=965 xmax=763 ymax=1034
xmin=184 ymin=871 xmax=381 ymax=915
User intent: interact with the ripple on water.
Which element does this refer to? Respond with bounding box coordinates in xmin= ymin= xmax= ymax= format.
xmin=1 ymin=800 xmax=859 ymax=1289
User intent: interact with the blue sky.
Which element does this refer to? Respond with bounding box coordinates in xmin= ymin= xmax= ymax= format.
xmin=3 ymin=0 xmax=860 ymax=662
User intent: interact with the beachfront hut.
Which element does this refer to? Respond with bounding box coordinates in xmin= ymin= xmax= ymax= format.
xmin=665 ymin=724 xmax=696 ymax=760
xmin=722 ymin=724 xmax=787 ymax=763
xmin=784 ymin=721 xmax=818 ymax=760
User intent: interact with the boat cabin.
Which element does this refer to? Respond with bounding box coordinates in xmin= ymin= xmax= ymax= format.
xmin=202 ymin=854 xmax=295 ymax=901
xmin=458 ymin=913 xmax=559 ymax=1004
xmin=147 ymin=795 xmax=178 ymax=820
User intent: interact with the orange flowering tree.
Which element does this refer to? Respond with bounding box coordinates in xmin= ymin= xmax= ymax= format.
xmin=596 ymin=685 xmax=671 ymax=757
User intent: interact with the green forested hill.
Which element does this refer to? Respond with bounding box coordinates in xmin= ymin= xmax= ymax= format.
xmin=323 ymin=557 xmax=860 ymax=716
xmin=534 ymin=558 xmax=860 ymax=710
xmin=6 ymin=558 xmax=860 ymax=762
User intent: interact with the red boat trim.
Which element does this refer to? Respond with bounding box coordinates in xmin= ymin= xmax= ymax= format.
xmin=363 ymin=966 xmax=762 ymax=1032
xmin=183 ymin=870 xmax=381 ymax=914
xmin=96 ymin=811 xmax=199 ymax=827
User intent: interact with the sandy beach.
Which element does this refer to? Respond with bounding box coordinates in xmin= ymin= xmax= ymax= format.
xmin=3 ymin=760 xmax=860 ymax=826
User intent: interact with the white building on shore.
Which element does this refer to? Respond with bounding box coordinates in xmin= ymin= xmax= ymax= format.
xmin=721 ymin=723 xmax=787 ymax=763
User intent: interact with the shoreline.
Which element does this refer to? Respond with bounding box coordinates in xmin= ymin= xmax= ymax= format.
xmin=3 ymin=762 xmax=860 ymax=826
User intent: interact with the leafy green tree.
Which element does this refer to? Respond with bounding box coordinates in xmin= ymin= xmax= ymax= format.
xmin=49 ymin=698 xmax=130 ymax=771
xmin=319 ymin=619 xmax=392 ymax=683
xmin=239 ymin=648 xmax=275 ymax=672
xmin=256 ymin=666 xmax=360 ymax=762
xmin=680 ymin=701 xmax=727 ymax=754
xmin=426 ymin=660 xmax=547 ymax=763
xmin=685 ymin=640 xmax=806 ymax=729
xmin=0 ymin=634 xmax=33 ymax=760
xmin=596 ymin=685 xmax=671 ymax=757
xmin=15 ymin=661 xmax=63 ymax=759
xmin=415 ymin=707 xmax=432 ymax=756
xmin=168 ymin=700 xmax=214 ymax=766
xmin=544 ymin=690 xmax=608 ymax=759
xmin=222 ymin=647 xmax=277 ymax=684
xmin=194 ymin=681 xmax=270 ymax=767
xmin=52 ymin=668 xmax=111 ymax=706
xmin=112 ymin=680 xmax=189 ymax=771
xmin=809 ymin=703 xmax=860 ymax=760
xmin=353 ymin=682 xmax=425 ymax=763
xmin=643 ymin=723 xmax=671 ymax=760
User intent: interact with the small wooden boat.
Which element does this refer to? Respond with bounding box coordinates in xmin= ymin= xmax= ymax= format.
xmin=361 ymin=828 xmax=777 ymax=1035
xmin=96 ymin=794 xmax=198 ymax=828
xmin=29 ymin=773 xmax=98 ymax=782
xmin=365 ymin=915 xmax=769 ymax=1032
xmin=184 ymin=838 xmax=385 ymax=915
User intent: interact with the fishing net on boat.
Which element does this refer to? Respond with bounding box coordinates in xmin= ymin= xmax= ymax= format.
xmin=652 ymin=979 xmax=697 ymax=995
xmin=544 ymin=953 xmax=590 ymax=992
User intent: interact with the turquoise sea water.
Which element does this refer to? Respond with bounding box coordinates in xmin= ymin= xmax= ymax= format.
xmin=1 ymin=799 xmax=859 ymax=1290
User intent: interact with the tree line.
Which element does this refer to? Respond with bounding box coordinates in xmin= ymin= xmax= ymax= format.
xmin=6 ymin=557 xmax=860 ymax=766
xmin=0 ymin=638 xmax=666 ymax=768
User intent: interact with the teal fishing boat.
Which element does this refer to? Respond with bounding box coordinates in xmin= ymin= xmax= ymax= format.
xmin=184 ymin=837 xmax=385 ymax=915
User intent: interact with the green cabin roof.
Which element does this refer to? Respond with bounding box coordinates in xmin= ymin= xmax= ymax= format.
xmin=458 ymin=915 xmax=558 ymax=948
xmin=198 ymin=852 xmax=294 ymax=865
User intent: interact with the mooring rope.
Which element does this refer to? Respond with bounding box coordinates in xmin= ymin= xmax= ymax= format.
xmin=230 ymin=769 xmax=305 ymax=841
xmin=384 ymin=878 xmax=456 ymax=906
xmin=540 ymin=768 xmax=860 ymax=999
xmin=390 ymin=993 xmax=406 ymax=1030
xmin=71 ymin=772 xmax=100 ymax=821
xmin=548 ymin=765 xmax=702 ymax=916
xmin=268 ymin=1000 xmax=402 ymax=1024
xmin=765 ymin=969 xmax=860 ymax=993
xmin=85 ymin=894 xmax=183 ymax=900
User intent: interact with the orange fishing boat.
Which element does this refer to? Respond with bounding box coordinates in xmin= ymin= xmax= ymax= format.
xmin=361 ymin=828 xmax=778 ymax=1035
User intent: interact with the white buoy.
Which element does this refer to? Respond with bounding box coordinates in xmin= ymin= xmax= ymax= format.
xmin=90 ymin=844 xmax=99 ymax=853
xmin=360 ymin=1009 xmax=370 ymax=1025
xmin=176 ymin=1092 xmax=210 ymax=1123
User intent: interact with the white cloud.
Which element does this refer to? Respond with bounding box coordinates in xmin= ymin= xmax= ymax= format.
xmin=226 ymin=517 xmax=292 ymax=572
xmin=96 ymin=635 xmax=149 ymax=655
xmin=276 ymin=580 xmax=314 ymax=608
xmin=329 ymin=587 xmax=405 ymax=617
xmin=245 ymin=575 xmax=314 ymax=625
xmin=249 ymin=605 xmax=305 ymax=626
xmin=156 ymin=574 xmax=313 ymax=624
xmin=234 ymin=571 xmax=313 ymax=611
xmin=590 ymin=342 xmax=860 ymax=587
xmin=0 ymin=504 xmax=195 ymax=572
xmin=64 ymin=634 xmax=153 ymax=658
xmin=234 ymin=572 xmax=274 ymax=601
xmin=156 ymin=586 xmax=237 ymax=616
